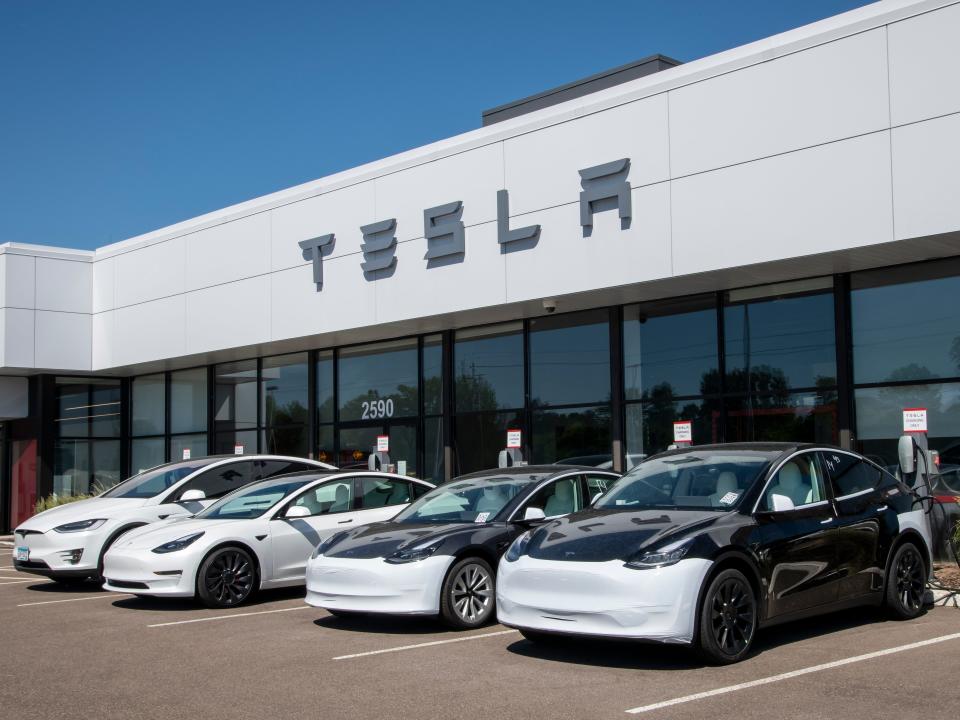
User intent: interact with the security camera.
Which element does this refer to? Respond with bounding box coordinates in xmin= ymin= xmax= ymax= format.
xmin=543 ymin=299 xmax=557 ymax=314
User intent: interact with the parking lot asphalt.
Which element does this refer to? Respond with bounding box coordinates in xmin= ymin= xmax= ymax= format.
xmin=1 ymin=551 xmax=958 ymax=720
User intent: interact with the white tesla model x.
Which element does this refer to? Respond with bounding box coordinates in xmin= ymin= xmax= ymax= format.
xmin=13 ymin=455 xmax=329 ymax=584
xmin=102 ymin=470 xmax=435 ymax=607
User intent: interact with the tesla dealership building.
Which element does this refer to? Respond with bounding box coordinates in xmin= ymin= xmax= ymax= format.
xmin=3 ymin=0 xmax=960 ymax=531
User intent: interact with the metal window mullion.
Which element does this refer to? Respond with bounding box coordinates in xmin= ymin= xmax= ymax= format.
xmin=716 ymin=291 xmax=728 ymax=443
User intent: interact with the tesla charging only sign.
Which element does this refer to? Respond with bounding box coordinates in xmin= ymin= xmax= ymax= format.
xmin=507 ymin=429 xmax=522 ymax=449
xmin=376 ymin=435 xmax=390 ymax=452
xmin=903 ymin=408 xmax=928 ymax=433
xmin=673 ymin=421 xmax=692 ymax=443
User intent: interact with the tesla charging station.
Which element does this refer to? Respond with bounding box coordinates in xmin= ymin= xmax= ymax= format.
xmin=499 ymin=429 xmax=525 ymax=468
xmin=369 ymin=434 xmax=390 ymax=471
xmin=897 ymin=407 xmax=937 ymax=591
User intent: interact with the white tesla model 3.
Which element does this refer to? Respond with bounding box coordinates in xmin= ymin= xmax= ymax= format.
xmin=102 ymin=470 xmax=435 ymax=607
xmin=13 ymin=455 xmax=329 ymax=583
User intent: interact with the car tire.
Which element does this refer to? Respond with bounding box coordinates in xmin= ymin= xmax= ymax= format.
xmin=696 ymin=568 xmax=757 ymax=665
xmin=439 ymin=557 xmax=496 ymax=629
xmin=196 ymin=547 xmax=257 ymax=609
xmin=885 ymin=542 xmax=927 ymax=620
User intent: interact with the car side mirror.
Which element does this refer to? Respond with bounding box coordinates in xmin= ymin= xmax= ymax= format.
xmin=180 ymin=489 xmax=206 ymax=502
xmin=522 ymin=507 xmax=546 ymax=522
xmin=285 ymin=505 xmax=311 ymax=519
xmin=770 ymin=494 xmax=795 ymax=512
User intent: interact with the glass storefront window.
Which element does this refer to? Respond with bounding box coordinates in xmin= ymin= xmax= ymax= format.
xmin=455 ymin=323 xmax=523 ymax=412
xmin=131 ymin=374 xmax=165 ymax=436
xmin=170 ymin=433 xmax=207 ymax=462
xmin=623 ymin=296 xmax=718 ymax=400
xmin=423 ymin=334 xmax=443 ymax=415
xmin=531 ymin=405 xmax=612 ymax=466
xmin=453 ymin=410 xmax=524 ymax=476
xmin=262 ymin=353 xmax=308 ymax=427
xmin=54 ymin=439 xmax=121 ymax=495
xmin=625 ymin=398 xmax=720 ymax=464
xmin=170 ymin=368 xmax=207 ymax=434
xmin=263 ymin=425 xmax=308 ymax=457
xmin=131 ymin=437 xmax=165 ymax=474
xmin=215 ymin=361 xmax=258 ymax=432
xmin=56 ymin=378 xmax=122 ymax=438
xmin=215 ymin=429 xmax=257 ymax=456
xmin=852 ymin=269 xmax=960 ymax=384
xmin=725 ymin=391 xmax=837 ymax=444
xmin=855 ymin=383 xmax=960 ymax=474
xmin=424 ymin=416 xmax=444 ymax=484
xmin=338 ymin=339 xmax=418 ymax=421
xmin=529 ymin=310 xmax=610 ymax=407
xmin=317 ymin=425 xmax=334 ymax=467
xmin=724 ymin=286 xmax=836 ymax=392
xmin=317 ymin=350 xmax=334 ymax=425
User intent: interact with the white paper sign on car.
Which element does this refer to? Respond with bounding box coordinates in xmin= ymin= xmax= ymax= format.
xmin=376 ymin=435 xmax=389 ymax=452
xmin=902 ymin=408 xmax=928 ymax=433
xmin=673 ymin=421 xmax=692 ymax=443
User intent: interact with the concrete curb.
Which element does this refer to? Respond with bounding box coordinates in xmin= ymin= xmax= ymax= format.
xmin=931 ymin=588 xmax=959 ymax=608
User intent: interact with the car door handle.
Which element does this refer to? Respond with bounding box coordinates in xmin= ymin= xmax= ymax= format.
xmin=820 ymin=517 xmax=834 ymax=525
xmin=875 ymin=505 xmax=887 ymax=513
xmin=338 ymin=519 xmax=353 ymax=524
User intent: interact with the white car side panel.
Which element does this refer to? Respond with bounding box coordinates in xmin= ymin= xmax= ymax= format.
xmin=305 ymin=554 xmax=454 ymax=615
xmin=496 ymin=556 xmax=713 ymax=643
xmin=896 ymin=508 xmax=933 ymax=565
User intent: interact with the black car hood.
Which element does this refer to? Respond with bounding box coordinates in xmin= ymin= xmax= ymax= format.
xmin=525 ymin=507 xmax=723 ymax=562
xmin=323 ymin=521 xmax=478 ymax=560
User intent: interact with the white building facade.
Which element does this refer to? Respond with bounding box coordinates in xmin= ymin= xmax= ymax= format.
xmin=3 ymin=0 xmax=960 ymax=530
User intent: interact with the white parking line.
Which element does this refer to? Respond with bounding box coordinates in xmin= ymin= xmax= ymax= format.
xmin=624 ymin=631 xmax=960 ymax=714
xmin=147 ymin=605 xmax=313 ymax=628
xmin=0 ymin=580 xmax=32 ymax=586
xmin=332 ymin=629 xmax=519 ymax=660
xmin=17 ymin=594 xmax=131 ymax=607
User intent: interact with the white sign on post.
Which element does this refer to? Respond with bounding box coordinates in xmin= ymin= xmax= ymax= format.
xmin=376 ymin=435 xmax=390 ymax=453
xmin=507 ymin=429 xmax=522 ymax=449
xmin=182 ymin=448 xmax=191 ymax=460
xmin=902 ymin=408 xmax=928 ymax=433
xmin=673 ymin=421 xmax=693 ymax=444
xmin=234 ymin=444 xmax=244 ymax=455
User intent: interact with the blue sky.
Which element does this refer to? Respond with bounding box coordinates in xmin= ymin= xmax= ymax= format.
xmin=0 ymin=0 xmax=871 ymax=251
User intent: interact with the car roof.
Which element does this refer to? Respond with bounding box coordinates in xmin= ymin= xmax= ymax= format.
xmin=455 ymin=464 xmax=616 ymax=481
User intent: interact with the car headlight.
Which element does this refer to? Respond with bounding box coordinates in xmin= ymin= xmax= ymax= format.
xmin=311 ymin=532 xmax=346 ymax=560
xmin=624 ymin=538 xmax=692 ymax=570
xmin=152 ymin=532 xmax=205 ymax=554
xmin=53 ymin=519 xmax=107 ymax=533
xmin=385 ymin=542 xmax=441 ymax=564
xmin=504 ymin=530 xmax=533 ymax=563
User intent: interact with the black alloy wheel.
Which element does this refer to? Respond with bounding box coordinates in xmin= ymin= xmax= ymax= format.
xmin=697 ymin=568 xmax=757 ymax=665
xmin=440 ymin=557 xmax=495 ymax=629
xmin=197 ymin=547 xmax=256 ymax=608
xmin=886 ymin=543 xmax=926 ymax=619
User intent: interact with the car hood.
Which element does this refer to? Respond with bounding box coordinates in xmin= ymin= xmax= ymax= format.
xmin=322 ymin=521 xmax=477 ymax=560
xmin=525 ymin=507 xmax=724 ymax=562
xmin=16 ymin=497 xmax=149 ymax=533
xmin=108 ymin=517 xmax=237 ymax=551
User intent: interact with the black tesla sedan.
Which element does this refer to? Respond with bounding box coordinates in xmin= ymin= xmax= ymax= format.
xmin=304 ymin=465 xmax=620 ymax=628
xmin=497 ymin=443 xmax=933 ymax=664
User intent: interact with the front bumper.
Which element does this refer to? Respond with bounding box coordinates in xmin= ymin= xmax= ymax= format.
xmin=101 ymin=547 xmax=198 ymax=598
xmin=12 ymin=528 xmax=106 ymax=578
xmin=305 ymin=554 xmax=454 ymax=615
xmin=496 ymin=556 xmax=712 ymax=644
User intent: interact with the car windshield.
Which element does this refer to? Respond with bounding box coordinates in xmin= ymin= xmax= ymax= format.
xmin=393 ymin=474 xmax=547 ymax=524
xmin=100 ymin=460 xmax=220 ymax=499
xmin=197 ymin=477 xmax=315 ymax=520
xmin=594 ymin=451 xmax=777 ymax=511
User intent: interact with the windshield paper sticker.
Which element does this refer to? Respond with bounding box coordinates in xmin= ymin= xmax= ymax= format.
xmin=474 ymin=512 xmax=490 ymax=523
xmin=719 ymin=492 xmax=740 ymax=505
